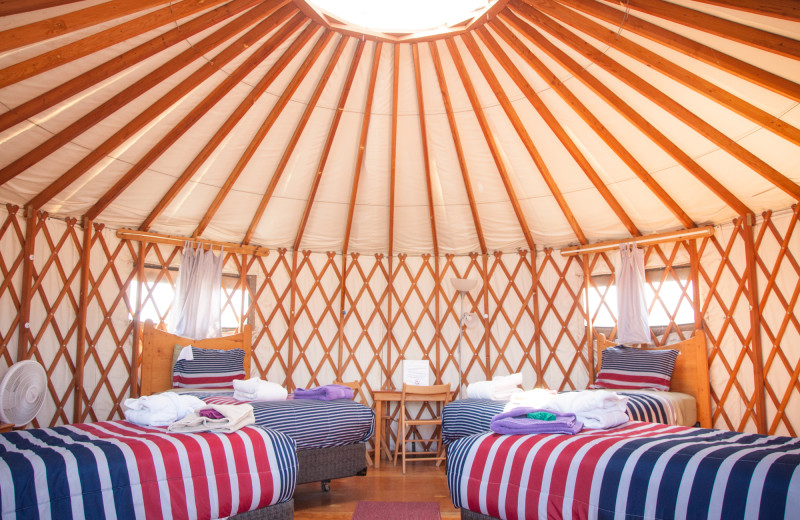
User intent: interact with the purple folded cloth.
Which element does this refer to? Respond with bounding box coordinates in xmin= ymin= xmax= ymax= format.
xmin=490 ymin=407 xmax=583 ymax=435
xmin=293 ymin=384 xmax=354 ymax=401
xmin=198 ymin=408 xmax=225 ymax=420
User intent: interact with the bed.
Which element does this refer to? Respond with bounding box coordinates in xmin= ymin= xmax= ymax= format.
xmin=0 ymin=420 xmax=297 ymax=519
xmin=140 ymin=320 xmax=372 ymax=490
xmin=448 ymin=422 xmax=800 ymax=520
xmin=442 ymin=332 xmax=712 ymax=445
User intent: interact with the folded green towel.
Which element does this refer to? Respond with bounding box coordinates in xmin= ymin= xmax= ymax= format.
xmin=526 ymin=411 xmax=557 ymax=421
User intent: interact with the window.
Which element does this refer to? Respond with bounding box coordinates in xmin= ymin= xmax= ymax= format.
xmin=130 ymin=265 xmax=255 ymax=333
xmin=589 ymin=267 xmax=694 ymax=328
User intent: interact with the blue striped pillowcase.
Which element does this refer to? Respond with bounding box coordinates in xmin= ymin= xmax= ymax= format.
xmin=591 ymin=345 xmax=679 ymax=392
xmin=172 ymin=346 xmax=245 ymax=389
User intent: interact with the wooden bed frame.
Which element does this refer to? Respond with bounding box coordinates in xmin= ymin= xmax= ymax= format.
xmin=140 ymin=319 xmax=252 ymax=396
xmin=595 ymin=331 xmax=712 ymax=428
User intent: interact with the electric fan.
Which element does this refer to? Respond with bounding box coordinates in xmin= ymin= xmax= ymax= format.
xmin=0 ymin=360 xmax=47 ymax=426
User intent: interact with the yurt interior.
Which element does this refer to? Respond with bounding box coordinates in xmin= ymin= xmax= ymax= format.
xmin=1 ymin=0 xmax=799 ymax=519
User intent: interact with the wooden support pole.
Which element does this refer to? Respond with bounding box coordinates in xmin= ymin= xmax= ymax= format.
xmin=689 ymin=239 xmax=703 ymax=333
xmin=742 ymin=215 xmax=768 ymax=434
xmin=386 ymin=255 xmax=394 ymax=390
xmin=17 ymin=207 xmax=36 ymax=361
xmin=338 ymin=253 xmax=347 ymax=382
xmin=434 ymin=255 xmax=441 ymax=384
xmin=287 ymin=249 xmax=299 ymax=391
xmin=531 ymin=249 xmax=542 ymax=385
xmin=130 ymin=241 xmax=145 ymax=399
xmin=583 ymin=254 xmax=594 ymax=382
xmin=74 ymin=219 xmax=92 ymax=421
xmin=483 ymin=253 xmax=490 ymax=379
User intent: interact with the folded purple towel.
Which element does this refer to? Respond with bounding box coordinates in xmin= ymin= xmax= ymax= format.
xmin=293 ymin=384 xmax=354 ymax=401
xmin=490 ymin=407 xmax=583 ymax=435
xmin=198 ymin=408 xmax=225 ymax=419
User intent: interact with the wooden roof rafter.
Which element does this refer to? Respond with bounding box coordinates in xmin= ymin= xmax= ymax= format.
xmin=190 ymin=24 xmax=330 ymax=240
xmin=524 ymin=0 xmax=800 ymax=147
xmin=504 ymin=7 xmax=752 ymax=216
xmin=141 ymin=12 xmax=308 ymax=231
xmin=242 ymin=33 xmax=349 ymax=245
xmin=0 ymin=0 xmax=266 ymax=134
xmin=342 ymin=41 xmax=383 ymax=255
xmin=1 ymin=0 xmax=288 ymax=190
xmin=0 ymin=0 xmax=243 ymax=90
xmin=486 ymin=20 xmax=693 ymax=228
xmin=0 ymin=0 xmax=85 ymax=16
xmin=293 ymin=39 xmax=367 ymax=252
xmin=389 ymin=44 xmax=400 ymax=258
xmin=443 ymin=38 xmax=538 ymax=250
xmin=616 ymin=0 xmax=800 ymax=57
xmin=464 ymin=29 xmax=641 ymax=237
xmin=85 ymin=11 xmax=308 ymax=222
xmin=568 ymin=0 xmax=800 ymax=104
xmin=428 ymin=41 xmax=487 ymax=255
xmin=411 ymin=43 xmax=440 ymax=257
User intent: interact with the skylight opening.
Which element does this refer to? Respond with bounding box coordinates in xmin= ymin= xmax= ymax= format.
xmin=307 ymin=0 xmax=497 ymax=35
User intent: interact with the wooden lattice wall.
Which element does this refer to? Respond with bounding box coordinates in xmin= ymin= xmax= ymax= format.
xmin=1 ymin=203 xmax=798 ymax=437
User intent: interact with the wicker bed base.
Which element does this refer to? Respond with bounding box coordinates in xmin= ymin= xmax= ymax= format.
xmin=297 ymin=442 xmax=368 ymax=485
xmin=461 ymin=509 xmax=499 ymax=520
xmin=230 ymin=499 xmax=294 ymax=520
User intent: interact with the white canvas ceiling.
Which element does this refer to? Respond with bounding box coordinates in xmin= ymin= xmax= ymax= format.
xmin=0 ymin=0 xmax=798 ymax=255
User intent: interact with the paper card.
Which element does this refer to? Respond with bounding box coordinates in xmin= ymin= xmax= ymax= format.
xmin=403 ymin=359 xmax=430 ymax=386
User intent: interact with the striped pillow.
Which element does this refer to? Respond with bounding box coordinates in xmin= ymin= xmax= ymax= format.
xmin=591 ymin=346 xmax=679 ymax=392
xmin=172 ymin=346 xmax=245 ymax=389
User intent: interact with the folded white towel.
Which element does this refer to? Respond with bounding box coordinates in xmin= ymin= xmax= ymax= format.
xmin=504 ymin=389 xmax=629 ymax=430
xmin=233 ymin=378 xmax=288 ymax=402
xmin=123 ymin=392 xmax=206 ymax=427
xmin=577 ymin=409 xmax=629 ymax=429
xmin=467 ymin=373 xmax=524 ymax=400
xmin=168 ymin=404 xmax=255 ymax=434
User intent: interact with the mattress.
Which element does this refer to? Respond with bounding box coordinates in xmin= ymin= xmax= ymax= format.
xmin=448 ymin=422 xmax=800 ymax=520
xmin=0 ymin=421 xmax=297 ymax=519
xmin=189 ymin=391 xmax=375 ymax=450
xmin=442 ymin=390 xmax=697 ymax=445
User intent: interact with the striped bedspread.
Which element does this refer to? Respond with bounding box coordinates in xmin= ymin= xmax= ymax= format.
xmin=442 ymin=392 xmax=676 ymax=445
xmin=0 ymin=421 xmax=297 ymax=520
xmin=447 ymin=422 xmax=800 ymax=520
xmin=193 ymin=392 xmax=375 ymax=450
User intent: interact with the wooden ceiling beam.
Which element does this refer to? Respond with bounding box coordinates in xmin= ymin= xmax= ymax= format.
xmin=444 ymin=38 xmax=539 ymax=250
xmin=488 ymin=19 xmax=694 ymax=228
xmin=411 ymin=43 xmax=440 ymax=257
xmin=142 ymin=13 xmax=306 ymax=232
xmin=505 ymin=7 xmax=752 ymax=216
xmin=342 ymin=42 xmax=383 ymax=255
xmin=23 ymin=3 xmax=295 ymax=212
xmin=388 ymin=44 xmax=399 ymax=257
xmin=511 ymin=5 xmax=800 ymax=202
xmin=0 ymin=0 xmax=85 ymax=17
xmin=573 ymin=0 xmax=800 ymax=104
xmin=84 ymin=12 xmax=306 ymax=221
xmin=0 ymin=0 xmax=169 ymax=53
xmin=468 ymin=29 xmax=641 ymax=237
xmin=0 ymin=0 xmax=238 ymax=89
xmin=293 ymin=40 xmax=366 ymax=252
xmin=0 ymin=0 xmax=265 ymax=134
xmin=453 ymin=35 xmax=587 ymax=244
xmin=524 ymin=0 xmax=800 ymax=146
xmin=242 ymin=33 xmax=347 ymax=245
xmin=0 ymin=0 xmax=286 ymax=189
xmin=619 ymin=0 xmax=800 ymax=57
xmin=691 ymin=0 xmax=800 ymax=22
xmin=428 ymin=41 xmax=487 ymax=255
xmin=191 ymin=24 xmax=325 ymax=239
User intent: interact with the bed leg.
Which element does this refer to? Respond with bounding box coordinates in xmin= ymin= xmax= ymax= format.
xmin=321 ymin=480 xmax=331 ymax=492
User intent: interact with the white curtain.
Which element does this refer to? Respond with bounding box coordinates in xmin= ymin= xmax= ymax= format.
xmin=169 ymin=242 xmax=224 ymax=339
xmin=616 ymin=244 xmax=651 ymax=344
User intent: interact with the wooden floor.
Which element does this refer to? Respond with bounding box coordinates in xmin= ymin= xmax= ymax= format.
xmin=293 ymin=459 xmax=460 ymax=519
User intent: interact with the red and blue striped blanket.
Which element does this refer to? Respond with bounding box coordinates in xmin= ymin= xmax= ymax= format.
xmin=0 ymin=421 xmax=297 ymax=519
xmin=447 ymin=422 xmax=800 ymax=520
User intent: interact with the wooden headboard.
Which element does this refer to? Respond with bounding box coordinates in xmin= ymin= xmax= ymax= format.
xmin=596 ymin=332 xmax=712 ymax=429
xmin=140 ymin=320 xmax=252 ymax=396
